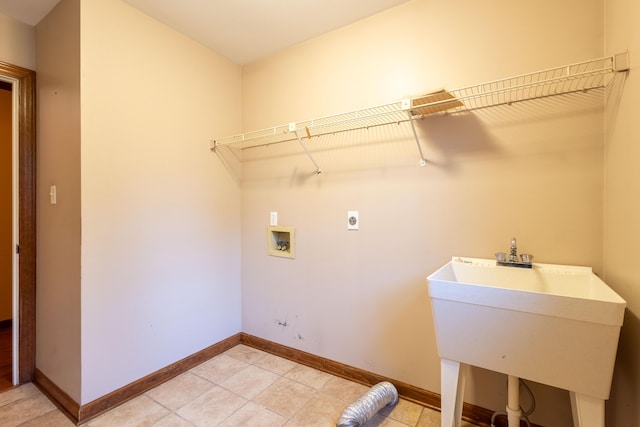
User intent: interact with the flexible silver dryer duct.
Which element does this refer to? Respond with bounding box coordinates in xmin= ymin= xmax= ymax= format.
xmin=336 ymin=381 xmax=399 ymax=427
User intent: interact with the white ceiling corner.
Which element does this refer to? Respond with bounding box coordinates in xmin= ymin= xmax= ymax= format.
xmin=123 ymin=0 xmax=408 ymax=64
xmin=0 ymin=0 xmax=60 ymax=26
xmin=121 ymin=0 xmax=411 ymax=65
xmin=0 ymin=0 xmax=410 ymax=64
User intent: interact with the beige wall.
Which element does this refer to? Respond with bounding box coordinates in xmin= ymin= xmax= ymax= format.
xmin=240 ymin=0 xmax=604 ymax=425
xmin=78 ymin=0 xmax=242 ymax=404
xmin=0 ymin=14 xmax=35 ymax=70
xmin=36 ymin=0 xmax=243 ymax=405
xmin=604 ymin=0 xmax=640 ymax=425
xmin=0 ymin=87 xmax=11 ymax=322
xmin=35 ymin=0 xmax=82 ymax=402
xmin=27 ymin=0 xmax=640 ymax=421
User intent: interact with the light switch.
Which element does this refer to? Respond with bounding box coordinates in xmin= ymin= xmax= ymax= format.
xmin=270 ymin=211 xmax=278 ymax=226
xmin=49 ymin=185 xmax=57 ymax=205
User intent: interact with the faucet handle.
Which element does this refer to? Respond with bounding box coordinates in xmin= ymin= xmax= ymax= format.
xmin=520 ymin=254 xmax=534 ymax=263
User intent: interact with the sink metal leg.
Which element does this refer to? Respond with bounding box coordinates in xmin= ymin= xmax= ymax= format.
xmin=441 ymin=359 xmax=467 ymax=427
xmin=570 ymin=392 xmax=604 ymax=427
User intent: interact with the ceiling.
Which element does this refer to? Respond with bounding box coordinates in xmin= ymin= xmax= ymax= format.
xmin=0 ymin=0 xmax=410 ymax=64
xmin=0 ymin=0 xmax=60 ymax=25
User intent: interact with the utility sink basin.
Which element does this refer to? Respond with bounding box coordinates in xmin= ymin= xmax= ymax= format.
xmin=427 ymin=257 xmax=626 ymax=401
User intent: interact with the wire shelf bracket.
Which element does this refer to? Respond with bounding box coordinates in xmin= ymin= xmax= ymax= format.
xmin=211 ymin=52 xmax=629 ymax=170
xmin=402 ymin=99 xmax=427 ymax=167
xmin=292 ymin=123 xmax=322 ymax=175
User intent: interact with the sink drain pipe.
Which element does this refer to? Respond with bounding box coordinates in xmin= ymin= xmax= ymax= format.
xmin=336 ymin=381 xmax=399 ymax=427
xmin=507 ymin=375 xmax=523 ymax=427
xmin=491 ymin=376 xmax=533 ymax=427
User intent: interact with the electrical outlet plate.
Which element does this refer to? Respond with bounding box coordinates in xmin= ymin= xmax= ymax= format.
xmin=347 ymin=211 xmax=359 ymax=230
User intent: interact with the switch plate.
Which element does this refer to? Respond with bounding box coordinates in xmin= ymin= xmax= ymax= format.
xmin=347 ymin=210 xmax=359 ymax=230
xmin=270 ymin=211 xmax=278 ymax=226
xmin=49 ymin=185 xmax=57 ymax=205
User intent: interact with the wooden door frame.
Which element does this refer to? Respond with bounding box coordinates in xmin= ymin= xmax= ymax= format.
xmin=0 ymin=61 xmax=36 ymax=384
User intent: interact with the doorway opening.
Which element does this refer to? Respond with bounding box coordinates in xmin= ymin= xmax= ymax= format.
xmin=0 ymin=61 xmax=36 ymax=390
xmin=0 ymin=79 xmax=12 ymax=391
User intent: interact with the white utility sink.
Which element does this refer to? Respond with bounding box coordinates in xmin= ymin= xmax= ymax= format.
xmin=427 ymin=257 xmax=626 ymax=427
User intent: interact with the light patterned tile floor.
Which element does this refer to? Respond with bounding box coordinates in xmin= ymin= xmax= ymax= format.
xmin=0 ymin=344 xmax=479 ymax=426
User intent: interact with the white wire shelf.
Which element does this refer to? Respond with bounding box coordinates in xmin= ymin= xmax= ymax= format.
xmin=211 ymin=53 xmax=629 ymax=154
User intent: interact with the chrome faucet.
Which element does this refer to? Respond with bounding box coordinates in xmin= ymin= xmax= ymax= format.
xmin=496 ymin=237 xmax=533 ymax=268
xmin=509 ymin=237 xmax=518 ymax=262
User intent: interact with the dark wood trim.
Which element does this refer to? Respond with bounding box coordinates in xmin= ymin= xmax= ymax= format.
xmin=0 ymin=319 xmax=12 ymax=329
xmin=34 ymin=369 xmax=80 ymax=425
xmin=0 ymin=61 xmax=36 ymax=385
xmin=76 ymin=333 xmax=241 ymax=423
xmin=489 ymin=413 xmax=540 ymax=427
